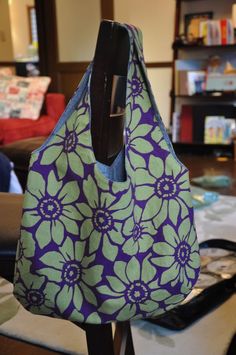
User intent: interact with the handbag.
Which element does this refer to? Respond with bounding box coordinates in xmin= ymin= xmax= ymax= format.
xmin=13 ymin=22 xmax=200 ymax=324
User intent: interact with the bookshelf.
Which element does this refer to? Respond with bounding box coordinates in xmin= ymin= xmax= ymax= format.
xmin=171 ymin=0 xmax=236 ymax=157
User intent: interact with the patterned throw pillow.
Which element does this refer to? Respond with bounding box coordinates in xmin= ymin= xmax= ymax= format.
xmin=0 ymin=75 xmax=51 ymax=120
xmin=0 ymin=67 xmax=14 ymax=76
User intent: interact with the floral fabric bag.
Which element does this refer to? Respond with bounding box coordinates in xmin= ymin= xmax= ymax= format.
xmin=13 ymin=23 xmax=200 ymax=324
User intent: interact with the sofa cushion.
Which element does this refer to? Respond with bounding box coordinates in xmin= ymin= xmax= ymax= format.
xmin=0 ymin=115 xmax=56 ymax=145
xmin=0 ymin=75 xmax=51 ymax=119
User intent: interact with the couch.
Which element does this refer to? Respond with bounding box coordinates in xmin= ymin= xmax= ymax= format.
xmin=0 ymin=93 xmax=65 ymax=146
xmin=0 ymin=93 xmax=65 ymax=190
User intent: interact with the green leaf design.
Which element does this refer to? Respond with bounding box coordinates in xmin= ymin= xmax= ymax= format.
xmin=102 ymin=236 xmax=118 ymax=261
xmin=36 ymin=221 xmax=51 ymax=249
xmin=86 ymin=312 xmax=101 ymax=324
xmin=82 ymin=265 xmax=103 ymax=286
xmin=132 ymin=138 xmax=153 ymax=153
xmin=56 ymin=285 xmax=73 ymax=313
xmin=81 ymin=282 xmax=97 ymax=306
xmin=160 ymin=264 xmax=179 ymax=285
xmin=73 ymin=285 xmax=83 ymax=310
xmin=126 ymin=257 xmax=140 ymax=283
xmin=142 ymin=196 xmax=162 ymax=221
xmin=107 ymin=276 xmax=126 ymax=292
xmin=40 ymin=251 xmax=64 ymax=268
xmin=99 ymin=297 xmax=125 ymax=315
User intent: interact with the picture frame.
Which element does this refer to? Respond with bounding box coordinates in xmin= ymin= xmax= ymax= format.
xmin=185 ymin=12 xmax=213 ymax=39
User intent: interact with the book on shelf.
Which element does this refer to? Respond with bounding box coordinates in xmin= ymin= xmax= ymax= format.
xmin=175 ymin=60 xmax=207 ymax=96
xmin=199 ymin=18 xmax=233 ymax=46
xmin=172 ymin=112 xmax=180 ymax=143
xmin=179 ymin=105 xmax=193 ymax=143
xmin=204 ymin=116 xmax=236 ymax=144
xmin=192 ymin=105 xmax=236 ymax=144
xmin=187 ymin=71 xmax=206 ymax=95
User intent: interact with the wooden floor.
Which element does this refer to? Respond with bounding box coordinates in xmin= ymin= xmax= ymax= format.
xmin=180 ymin=155 xmax=236 ymax=196
xmin=0 ymin=335 xmax=65 ymax=355
xmin=0 ymin=154 xmax=236 ymax=354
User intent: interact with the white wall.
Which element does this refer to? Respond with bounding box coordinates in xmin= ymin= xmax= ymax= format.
xmin=56 ymin=0 xmax=101 ymax=62
xmin=9 ymin=0 xmax=34 ymax=59
xmin=55 ymin=0 xmax=175 ymax=127
xmin=148 ymin=68 xmax=172 ymax=125
xmin=0 ymin=0 xmax=14 ymax=61
xmin=114 ymin=0 xmax=175 ymax=127
xmin=114 ymin=0 xmax=175 ymax=62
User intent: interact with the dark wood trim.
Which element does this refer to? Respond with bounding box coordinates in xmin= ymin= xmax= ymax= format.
xmin=146 ymin=61 xmax=172 ymax=68
xmin=100 ymin=0 xmax=114 ymax=20
xmin=0 ymin=61 xmax=15 ymax=66
xmin=35 ymin=0 xmax=58 ymax=91
xmin=57 ymin=62 xmax=173 ymax=71
xmin=57 ymin=62 xmax=90 ymax=72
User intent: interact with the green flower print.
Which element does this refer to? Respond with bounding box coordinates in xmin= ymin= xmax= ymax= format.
xmin=76 ymin=175 xmax=133 ymax=261
xmin=98 ymin=256 xmax=171 ymax=321
xmin=127 ymin=61 xmax=150 ymax=112
xmin=40 ymin=108 xmax=92 ymax=179
xmin=22 ymin=170 xmax=82 ymax=248
xmin=14 ymin=273 xmax=60 ymax=316
xmin=150 ymin=125 xmax=169 ymax=152
xmin=38 ymin=237 xmax=103 ymax=318
xmin=15 ymin=230 xmax=35 ymax=273
xmin=152 ymin=218 xmax=200 ymax=293
xmin=135 ymin=153 xmax=193 ymax=226
xmin=126 ymin=104 xmax=153 ymax=170
xmin=122 ymin=205 xmax=157 ymax=255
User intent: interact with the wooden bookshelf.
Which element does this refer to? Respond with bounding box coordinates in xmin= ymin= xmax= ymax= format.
xmin=173 ymin=43 xmax=236 ymax=50
xmin=171 ymin=0 xmax=236 ymax=158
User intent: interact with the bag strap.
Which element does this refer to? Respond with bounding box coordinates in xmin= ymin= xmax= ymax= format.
xmin=123 ymin=23 xmax=179 ymax=158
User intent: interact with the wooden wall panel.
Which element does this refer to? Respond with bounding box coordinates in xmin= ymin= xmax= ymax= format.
xmin=56 ymin=67 xmax=88 ymax=102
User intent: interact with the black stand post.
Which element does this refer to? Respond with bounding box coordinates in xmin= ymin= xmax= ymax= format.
xmin=75 ymin=20 xmax=134 ymax=355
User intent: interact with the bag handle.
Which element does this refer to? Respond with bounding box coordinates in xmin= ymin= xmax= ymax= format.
xmin=90 ymin=20 xmax=130 ymax=165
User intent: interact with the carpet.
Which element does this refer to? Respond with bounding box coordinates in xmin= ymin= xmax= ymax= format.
xmin=0 ymin=277 xmax=87 ymax=354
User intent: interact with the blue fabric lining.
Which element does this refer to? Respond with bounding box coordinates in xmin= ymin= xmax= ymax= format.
xmin=96 ymin=148 xmax=126 ymax=182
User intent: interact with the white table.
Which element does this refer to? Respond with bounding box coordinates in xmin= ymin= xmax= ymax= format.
xmin=131 ymin=195 xmax=236 ymax=355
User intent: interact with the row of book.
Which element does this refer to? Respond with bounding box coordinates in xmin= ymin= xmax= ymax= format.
xmin=200 ymin=19 xmax=234 ymax=46
xmin=172 ymin=105 xmax=236 ymax=144
xmin=175 ymin=56 xmax=236 ymax=96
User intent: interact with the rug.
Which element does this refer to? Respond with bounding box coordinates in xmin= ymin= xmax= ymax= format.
xmin=0 ymin=277 xmax=87 ymax=354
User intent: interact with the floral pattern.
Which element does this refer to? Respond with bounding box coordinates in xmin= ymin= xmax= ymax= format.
xmin=125 ymin=103 xmax=153 ymax=170
xmin=38 ymin=237 xmax=103 ymax=320
xmin=40 ymin=108 xmax=92 ymax=179
xmin=152 ymin=218 xmax=200 ymax=293
xmin=135 ymin=154 xmax=193 ymax=226
xmin=98 ymin=256 xmax=171 ymax=321
xmin=76 ymin=175 xmax=133 ymax=261
xmin=22 ymin=170 xmax=82 ymax=248
xmin=14 ymin=23 xmax=200 ymax=324
xmin=14 ymin=273 xmax=60 ymax=315
xmin=127 ymin=61 xmax=150 ymax=112
xmin=122 ymin=205 xmax=157 ymax=255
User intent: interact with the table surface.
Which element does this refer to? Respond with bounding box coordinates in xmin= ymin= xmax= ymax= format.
xmin=132 ymin=155 xmax=236 ymax=355
xmin=0 ymin=155 xmax=236 ymax=354
xmin=181 ymin=155 xmax=236 ymax=196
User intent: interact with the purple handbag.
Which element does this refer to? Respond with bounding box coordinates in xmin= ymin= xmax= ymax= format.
xmin=13 ymin=22 xmax=200 ymax=324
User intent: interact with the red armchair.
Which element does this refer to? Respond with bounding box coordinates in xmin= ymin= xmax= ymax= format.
xmin=0 ymin=93 xmax=65 ymax=145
